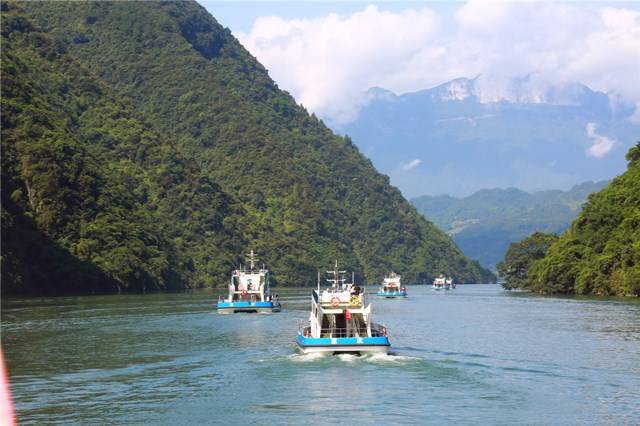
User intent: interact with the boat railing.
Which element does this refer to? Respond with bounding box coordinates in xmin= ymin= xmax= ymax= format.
xmin=318 ymin=292 xmax=366 ymax=307
xmin=370 ymin=323 xmax=388 ymax=337
xmin=319 ymin=327 xmax=370 ymax=338
xmin=220 ymin=294 xmax=263 ymax=302
xmin=303 ymin=327 xmax=387 ymax=338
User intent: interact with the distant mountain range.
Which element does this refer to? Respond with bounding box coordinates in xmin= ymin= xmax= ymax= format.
xmin=334 ymin=76 xmax=639 ymax=198
xmin=412 ymin=181 xmax=609 ymax=269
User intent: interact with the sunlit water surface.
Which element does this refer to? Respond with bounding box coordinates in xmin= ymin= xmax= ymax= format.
xmin=2 ymin=285 xmax=639 ymax=425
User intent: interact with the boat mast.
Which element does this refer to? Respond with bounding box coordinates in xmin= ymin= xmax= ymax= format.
xmin=326 ymin=260 xmax=346 ymax=289
xmin=246 ymin=250 xmax=258 ymax=271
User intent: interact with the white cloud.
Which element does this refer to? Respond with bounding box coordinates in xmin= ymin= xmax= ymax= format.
xmin=237 ymin=2 xmax=640 ymax=124
xmin=238 ymin=5 xmax=440 ymax=124
xmin=401 ymin=159 xmax=422 ymax=171
xmin=586 ymin=123 xmax=617 ymax=158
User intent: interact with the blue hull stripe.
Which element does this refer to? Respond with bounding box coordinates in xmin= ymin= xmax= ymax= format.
xmin=376 ymin=291 xmax=407 ymax=297
xmin=217 ymin=301 xmax=276 ymax=309
xmin=296 ymin=335 xmax=390 ymax=347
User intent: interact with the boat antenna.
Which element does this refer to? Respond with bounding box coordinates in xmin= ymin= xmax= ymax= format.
xmin=317 ymin=270 xmax=320 ymax=293
xmin=246 ymin=249 xmax=258 ymax=271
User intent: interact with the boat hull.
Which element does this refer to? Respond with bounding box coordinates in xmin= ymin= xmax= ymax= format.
xmin=376 ymin=291 xmax=407 ymax=298
xmin=217 ymin=301 xmax=281 ymax=314
xmin=296 ymin=334 xmax=390 ymax=354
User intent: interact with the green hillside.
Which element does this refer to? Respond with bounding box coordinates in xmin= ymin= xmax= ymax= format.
xmin=1 ymin=1 xmax=494 ymax=295
xmin=499 ymin=143 xmax=640 ymax=296
xmin=412 ymin=181 xmax=608 ymax=268
xmin=1 ymin=2 xmax=245 ymax=293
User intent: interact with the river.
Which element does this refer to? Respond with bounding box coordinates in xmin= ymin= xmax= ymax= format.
xmin=2 ymin=285 xmax=639 ymax=425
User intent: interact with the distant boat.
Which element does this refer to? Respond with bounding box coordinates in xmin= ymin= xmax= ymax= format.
xmin=433 ymin=274 xmax=453 ymax=290
xmin=297 ymin=261 xmax=390 ymax=354
xmin=376 ymin=272 xmax=407 ymax=298
xmin=217 ymin=250 xmax=281 ymax=313
xmin=446 ymin=277 xmax=456 ymax=289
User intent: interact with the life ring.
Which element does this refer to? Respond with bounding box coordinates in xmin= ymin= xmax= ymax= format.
xmin=330 ymin=296 xmax=341 ymax=308
xmin=350 ymin=295 xmax=360 ymax=305
xmin=381 ymin=326 xmax=387 ymax=337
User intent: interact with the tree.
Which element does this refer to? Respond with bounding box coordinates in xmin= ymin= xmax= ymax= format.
xmin=497 ymin=232 xmax=558 ymax=290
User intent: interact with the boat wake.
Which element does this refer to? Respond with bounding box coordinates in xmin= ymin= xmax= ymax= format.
xmin=285 ymin=351 xmax=422 ymax=365
xmin=362 ymin=352 xmax=422 ymax=364
xmin=287 ymin=352 xmax=327 ymax=363
xmin=335 ymin=353 xmax=359 ymax=363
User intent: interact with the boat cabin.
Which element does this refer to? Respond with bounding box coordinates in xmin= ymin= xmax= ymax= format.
xmin=217 ymin=250 xmax=280 ymax=313
xmin=297 ymin=262 xmax=389 ymax=353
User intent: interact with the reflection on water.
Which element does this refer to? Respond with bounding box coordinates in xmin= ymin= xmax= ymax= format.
xmin=2 ymin=286 xmax=639 ymax=424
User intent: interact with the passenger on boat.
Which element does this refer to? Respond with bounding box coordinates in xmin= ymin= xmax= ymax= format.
xmin=351 ymin=284 xmax=361 ymax=295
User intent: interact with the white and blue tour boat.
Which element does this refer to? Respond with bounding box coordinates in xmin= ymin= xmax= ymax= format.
xmin=433 ymin=274 xmax=449 ymax=290
xmin=217 ymin=250 xmax=281 ymax=313
xmin=447 ymin=277 xmax=456 ymax=289
xmin=376 ymin=272 xmax=407 ymax=298
xmin=297 ymin=262 xmax=390 ymax=354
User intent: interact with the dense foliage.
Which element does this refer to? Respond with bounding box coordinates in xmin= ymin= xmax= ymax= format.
xmin=412 ymin=181 xmax=608 ymax=269
xmin=499 ymin=144 xmax=640 ymax=296
xmin=497 ymin=233 xmax=559 ymax=291
xmin=1 ymin=3 xmax=246 ymax=293
xmin=1 ymin=2 xmax=494 ymax=295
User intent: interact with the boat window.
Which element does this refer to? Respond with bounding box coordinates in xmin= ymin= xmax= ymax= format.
xmin=320 ymin=313 xmax=369 ymax=338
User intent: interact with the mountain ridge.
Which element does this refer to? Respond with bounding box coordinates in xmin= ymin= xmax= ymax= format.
xmin=337 ymin=77 xmax=638 ymax=198
xmin=412 ymin=180 xmax=609 ymax=269
xmin=366 ymin=76 xmax=623 ymax=111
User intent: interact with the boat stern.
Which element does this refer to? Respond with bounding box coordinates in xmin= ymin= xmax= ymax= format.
xmin=217 ymin=301 xmax=280 ymax=313
xmin=376 ymin=290 xmax=408 ymax=298
xmin=296 ymin=333 xmax=390 ymax=354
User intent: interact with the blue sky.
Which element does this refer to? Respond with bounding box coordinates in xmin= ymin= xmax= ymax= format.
xmin=201 ymin=1 xmax=462 ymax=34
xmin=202 ymin=1 xmax=639 ymax=35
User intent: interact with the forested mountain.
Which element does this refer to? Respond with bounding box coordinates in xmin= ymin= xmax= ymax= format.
xmin=412 ymin=181 xmax=608 ymax=268
xmin=335 ymin=78 xmax=639 ymax=198
xmin=1 ymin=2 xmax=245 ymax=294
xmin=1 ymin=1 xmax=494 ymax=295
xmin=499 ymin=144 xmax=640 ymax=296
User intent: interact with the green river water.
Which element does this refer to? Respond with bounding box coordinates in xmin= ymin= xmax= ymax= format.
xmin=2 ymin=285 xmax=639 ymax=425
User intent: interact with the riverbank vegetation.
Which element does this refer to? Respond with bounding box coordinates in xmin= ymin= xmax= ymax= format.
xmin=498 ymin=143 xmax=640 ymax=296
